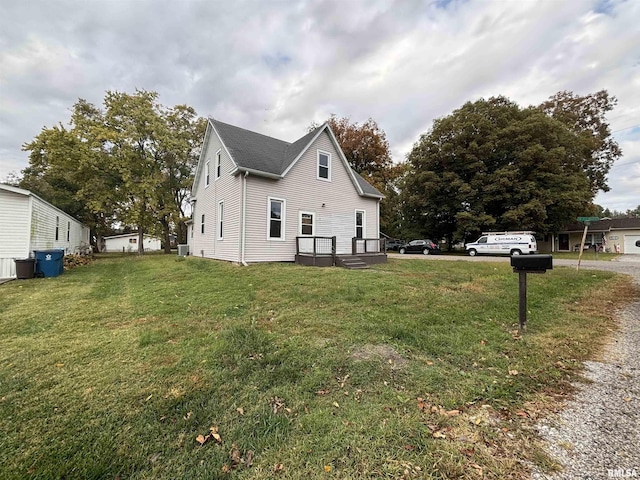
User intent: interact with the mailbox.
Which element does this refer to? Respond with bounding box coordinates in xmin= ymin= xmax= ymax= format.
xmin=511 ymin=254 xmax=552 ymax=272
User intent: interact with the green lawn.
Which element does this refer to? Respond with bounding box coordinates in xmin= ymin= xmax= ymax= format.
xmin=0 ymin=255 xmax=634 ymax=479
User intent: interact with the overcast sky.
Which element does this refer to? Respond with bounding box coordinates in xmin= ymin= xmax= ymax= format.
xmin=1 ymin=0 xmax=638 ymax=211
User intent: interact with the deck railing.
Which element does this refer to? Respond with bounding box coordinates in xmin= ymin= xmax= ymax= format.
xmin=352 ymin=237 xmax=384 ymax=255
xmin=296 ymin=236 xmax=336 ymax=256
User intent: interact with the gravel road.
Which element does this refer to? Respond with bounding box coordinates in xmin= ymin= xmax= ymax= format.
xmin=391 ymin=253 xmax=640 ymax=479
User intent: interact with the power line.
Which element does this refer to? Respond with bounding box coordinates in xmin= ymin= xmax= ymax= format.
xmin=612 ymin=123 xmax=640 ymax=133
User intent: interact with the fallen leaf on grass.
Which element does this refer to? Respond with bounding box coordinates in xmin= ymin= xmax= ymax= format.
xmin=332 ymin=401 xmax=340 ymax=408
xmin=324 ymin=465 xmax=332 ymax=472
xmin=470 ymin=463 xmax=483 ymax=475
xmin=273 ymin=463 xmax=285 ymax=473
xmin=196 ymin=434 xmax=207 ymax=445
xmin=210 ymin=426 xmax=222 ymax=443
xmin=55 ymin=363 xmax=64 ymax=368
xmin=516 ymin=411 xmax=529 ymax=417
xmin=508 ymin=370 xmax=519 ymax=376
xmin=316 ymin=389 xmax=330 ymax=395
xmin=236 ymin=407 xmax=244 ymax=415
xmin=432 ymin=430 xmax=447 ymax=439
xmin=417 ymin=397 xmax=428 ymax=411
xmin=445 ymin=409 xmax=460 ymax=416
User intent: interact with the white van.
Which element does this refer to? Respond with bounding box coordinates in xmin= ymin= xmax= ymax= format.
xmin=465 ymin=231 xmax=537 ymax=256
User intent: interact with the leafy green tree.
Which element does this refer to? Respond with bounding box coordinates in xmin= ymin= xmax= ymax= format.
xmin=21 ymin=90 xmax=205 ymax=253
xmin=401 ymin=94 xmax=615 ymax=248
xmin=539 ymin=90 xmax=621 ymax=195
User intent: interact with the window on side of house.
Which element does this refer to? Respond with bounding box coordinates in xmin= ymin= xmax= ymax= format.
xmin=317 ymin=151 xmax=330 ymax=181
xmin=205 ymin=160 xmax=210 ymax=187
xmin=55 ymin=216 xmax=59 ymax=241
xmin=129 ymin=238 xmax=137 ymax=244
xmin=300 ymin=211 xmax=314 ymax=236
xmin=201 ymin=214 xmax=205 ymax=234
xmin=268 ymin=198 xmax=285 ymax=240
xmin=215 ymin=150 xmax=222 ymax=180
xmin=355 ymin=210 xmax=365 ymax=239
xmin=67 ymin=222 xmax=70 ymax=242
xmin=217 ymin=201 xmax=224 ymax=239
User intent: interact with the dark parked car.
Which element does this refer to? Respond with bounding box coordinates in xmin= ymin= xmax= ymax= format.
xmin=385 ymin=239 xmax=404 ymax=251
xmin=398 ymin=239 xmax=440 ymax=255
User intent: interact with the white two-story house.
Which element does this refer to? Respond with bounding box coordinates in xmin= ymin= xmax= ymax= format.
xmin=187 ymin=119 xmax=385 ymax=267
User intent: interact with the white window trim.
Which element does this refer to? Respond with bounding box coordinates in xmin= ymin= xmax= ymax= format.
xmin=217 ymin=201 xmax=224 ymax=240
xmin=205 ymin=160 xmax=210 ymax=187
xmin=299 ymin=210 xmax=315 ymax=236
xmin=267 ymin=197 xmax=286 ymax=241
xmin=317 ymin=150 xmax=331 ymax=182
xmin=215 ymin=149 xmax=222 ymax=180
xmin=201 ymin=214 xmax=205 ymax=234
xmin=355 ymin=209 xmax=366 ymax=238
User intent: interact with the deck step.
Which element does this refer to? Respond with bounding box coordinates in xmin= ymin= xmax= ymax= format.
xmin=338 ymin=257 xmax=370 ymax=269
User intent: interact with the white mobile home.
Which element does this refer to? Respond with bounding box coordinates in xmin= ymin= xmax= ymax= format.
xmin=0 ymin=184 xmax=90 ymax=278
xmin=103 ymin=233 xmax=161 ymax=253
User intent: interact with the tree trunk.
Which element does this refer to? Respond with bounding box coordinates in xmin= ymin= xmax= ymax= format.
xmin=162 ymin=218 xmax=171 ymax=254
xmin=177 ymin=220 xmax=187 ymax=245
xmin=138 ymin=228 xmax=144 ymax=256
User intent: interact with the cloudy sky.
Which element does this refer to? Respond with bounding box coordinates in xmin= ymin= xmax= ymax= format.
xmin=1 ymin=0 xmax=638 ymax=211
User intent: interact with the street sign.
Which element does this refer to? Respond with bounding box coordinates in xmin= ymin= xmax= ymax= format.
xmin=577 ymin=217 xmax=599 ymax=222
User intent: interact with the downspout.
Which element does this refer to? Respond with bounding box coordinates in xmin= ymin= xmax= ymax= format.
xmin=241 ymin=171 xmax=249 ymax=266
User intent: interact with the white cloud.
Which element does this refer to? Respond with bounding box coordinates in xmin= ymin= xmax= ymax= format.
xmin=0 ymin=0 xmax=638 ymax=211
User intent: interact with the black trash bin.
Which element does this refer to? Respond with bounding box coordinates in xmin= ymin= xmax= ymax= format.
xmin=14 ymin=258 xmax=36 ymax=279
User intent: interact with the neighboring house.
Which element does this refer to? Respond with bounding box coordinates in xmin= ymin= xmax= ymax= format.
xmin=541 ymin=218 xmax=640 ymax=254
xmin=0 ymin=184 xmax=90 ymax=278
xmin=103 ymin=233 xmax=162 ymax=253
xmin=187 ymin=119 xmax=385 ymax=265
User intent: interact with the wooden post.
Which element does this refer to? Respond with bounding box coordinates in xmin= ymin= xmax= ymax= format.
xmin=577 ymin=225 xmax=589 ymax=271
xmin=519 ymin=272 xmax=527 ymax=332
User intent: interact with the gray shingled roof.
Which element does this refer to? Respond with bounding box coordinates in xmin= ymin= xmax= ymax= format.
xmin=564 ymin=218 xmax=640 ymax=232
xmin=210 ymin=119 xmax=383 ymax=197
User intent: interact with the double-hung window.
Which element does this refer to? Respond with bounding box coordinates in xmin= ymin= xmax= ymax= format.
xmin=67 ymin=222 xmax=71 ymax=242
xmin=355 ymin=210 xmax=365 ymax=239
xmin=300 ymin=211 xmax=314 ymax=236
xmin=55 ymin=216 xmax=59 ymax=241
xmin=217 ymin=201 xmax=224 ymax=239
xmin=215 ymin=150 xmax=221 ymax=180
xmin=268 ymin=198 xmax=285 ymax=240
xmin=205 ymin=160 xmax=210 ymax=187
xmin=317 ymin=151 xmax=330 ymax=181
xmin=201 ymin=214 xmax=205 ymax=234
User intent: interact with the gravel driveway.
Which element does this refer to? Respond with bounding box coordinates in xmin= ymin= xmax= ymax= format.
xmin=391 ymin=253 xmax=640 ymax=478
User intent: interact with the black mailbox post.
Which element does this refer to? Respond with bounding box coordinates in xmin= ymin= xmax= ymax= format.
xmin=511 ymin=254 xmax=553 ymax=331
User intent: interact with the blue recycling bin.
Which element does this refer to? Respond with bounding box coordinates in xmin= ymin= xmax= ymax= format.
xmin=34 ymin=249 xmax=65 ymax=278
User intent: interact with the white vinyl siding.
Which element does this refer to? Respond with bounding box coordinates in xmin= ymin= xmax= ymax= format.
xmin=0 ymin=187 xmax=90 ymax=278
xmin=242 ymin=130 xmax=379 ymax=261
xmin=190 ymin=128 xmax=242 ymax=261
xmin=103 ymin=235 xmax=161 ymax=253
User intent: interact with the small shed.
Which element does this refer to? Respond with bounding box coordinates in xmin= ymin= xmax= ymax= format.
xmin=0 ymin=184 xmax=90 ymax=278
xmin=103 ymin=233 xmax=162 ymax=253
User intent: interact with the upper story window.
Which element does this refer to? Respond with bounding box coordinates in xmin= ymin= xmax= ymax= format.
xmin=201 ymin=214 xmax=205 ymax=234
xmin=205 ymin=160 xmax=210 ymax=187
xmin=268 ymin=198 xmax=285 ymax=240
xmin=55 ymin=216 xmax=60 ymax=241
xmin=215 ymin=150 xmax=222 ymax=180
xmin=67 ymin=222 xmax=71 ymax=242
xmin=317 ymin=150 xmax=331 ymax=181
